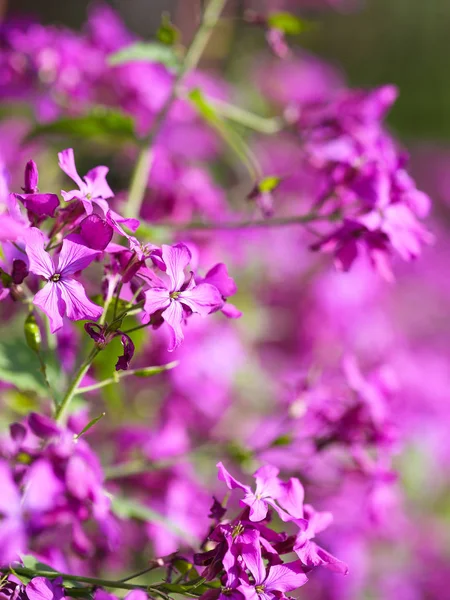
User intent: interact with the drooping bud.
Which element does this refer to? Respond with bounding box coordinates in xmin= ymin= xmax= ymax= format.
xmin=23 ymin=160 xmax=39 ymax=194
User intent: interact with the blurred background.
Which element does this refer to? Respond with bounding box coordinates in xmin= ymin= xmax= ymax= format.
xmin=1 ymin=1 xmax=449 ymax=598
xmin=4 ymin=0 xmax=450 ymax=140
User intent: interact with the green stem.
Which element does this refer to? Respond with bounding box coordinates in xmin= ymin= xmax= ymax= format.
xmin=75 ymin=361 xmax=178 ymax=395
xmin=209 ymin=97 xmax=285 ymax=134
xmin=2 ymin=567 xmax=163 ymax=595
xmin=124 ymin=0 xmax=228 ymax=220
xmin=144 ymin=211 xmax=323 ymax=232
xmin=54 ymin=347 xmax=100 ymax=423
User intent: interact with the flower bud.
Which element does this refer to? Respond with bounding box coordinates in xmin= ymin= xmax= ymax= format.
xmin=23 ymin=159 xmax=39 ymax=194
xmin=24 ymin=312 xmax=41 ymax=353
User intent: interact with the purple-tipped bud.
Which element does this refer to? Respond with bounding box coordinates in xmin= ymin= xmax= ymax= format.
xmin=23 ymin=160 xmax=39 ymax=194
xmin=115 ymin=332 xmax=135 ymax=371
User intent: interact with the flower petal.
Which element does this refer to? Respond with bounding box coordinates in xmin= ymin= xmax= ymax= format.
xmin=264 ymin=561 xmax=308 ymax=592
xmin=57 ymin=237 xmax=100 ymax=276
xmin=17 ymin=193 xmax=60 ymax=218
xmin=25 ymin=227 xmax=54 ymax=279
xmin=33 ymin=283 xmax=65 ymax=333
xmin=58 ymin=148 xmax=84 ymax=189
xmin=216 ymin=462 xmax=251 ymax=493
xmin=203 ymin=263 xmax=237 ymax=297
xmin=179 ymin=283 xmax=223 ymax=316
xmin=161 ymin=299 xmax=184 ymax=351
xmin=161 ymin=243 xmax=191 ymax=292
xmin=84 ymin=166 xmax=114 ymax=200
xmin=80 ymin=215 xmax=114 ymax=251
xmin=241 ymin=538 xmax=266 ymax=585
xmin=58 ymin=278 xmax=103 ymax=323
xmin=144 ymin=287 xmax=171 ymax=316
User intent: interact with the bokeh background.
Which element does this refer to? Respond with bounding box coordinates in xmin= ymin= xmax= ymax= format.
xmin=1 ymin=0 xmax=449 ymax=598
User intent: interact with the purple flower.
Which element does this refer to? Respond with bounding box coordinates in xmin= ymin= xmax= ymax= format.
xmin=143 ymin=244 xmax=223 ymax=351
xmin=58 ymin=149 xmax=139 ymax=233
xmin=240 ymin=541 xmax=308 ymax=600
xmin=293 ymin=505 xmax=348 ymax=574
xmin=13 ymin=160 xmax=59 ymax=223
xmin=58 ymin=148 xmax=113 ymax=214
xmin=25 ymin=228 xmax=102 ymax=332
xmin=217 ymin=463 xmax=303 ymax=522
xmin=197 ymin=263 xmax=241 ymax=319
xmin=26 ymin=577 xmax=65 ymax=600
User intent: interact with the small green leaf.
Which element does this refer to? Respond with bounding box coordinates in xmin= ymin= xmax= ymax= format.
xmin=267 ymin=12 xmax=309 ymax=35
xmin=75 ymin=412 xmax=106 ymax=439
xmin=271 ymin=433 xmax=292 ymax=447
xmin=20 ymin=554 xmax=58 ymax=573
xmin=26 ymin=109 xmax=136 ymax=144
xmin=108 ymin=42 xmax=180 ymax=71
xmin=0 ymin=336 xmax=58 ymax=396
xmin=133 ymin=361 xmax=179 ymax=377
xmin=258 ymin=175 xmax=281 ymax=193
xmin=157 ymin=13 xmax=180 ymax=46
xmin=24 ymin=313 xmax=42 ymax=353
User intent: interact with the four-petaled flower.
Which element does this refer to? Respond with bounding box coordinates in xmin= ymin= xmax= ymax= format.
xmin=143 ymin=244 xmax=223 ymax=351
xmin=25 ymin=228 xmax=102 ymax=332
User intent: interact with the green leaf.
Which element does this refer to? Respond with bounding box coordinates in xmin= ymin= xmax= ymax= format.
xmin=108 ymin=42 xmax=180 ymax=71
xmin=133 ymin=361 xmax=179 ymax=377
xmin=75 ymin=412 xmax=106 ymax=439
xmin=20 ymin=554 xmax=58 ymax=573
xmin=0 ymin=337 xmax=58 ymax=396
xmin=258 ymin=175 xmax=281 ymax=193
xmin=111 ymin=496 xmax=199 ymax=546
xmin=267 ymin=12 xmax=309 ymax=35
xmin=26 ymin=109 xmax=136 ymax=144
xmin=157 ymin=13 xmax=180 ymax=46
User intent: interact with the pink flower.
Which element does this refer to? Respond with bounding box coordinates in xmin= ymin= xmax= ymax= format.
xmin=143 ymin=244 xmax=223 ymax=351
xmin=58 ymin=148 xmax=139 ymax=233
xmin=25 ymin=228 xmax=102 ymax=332
xmin=217 ymin=463 xmax=305 ymax=523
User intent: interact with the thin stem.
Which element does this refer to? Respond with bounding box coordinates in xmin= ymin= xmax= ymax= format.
xmin=75 ymin=361 xmax=178 ymax=395
xmin=144 ymin=212 xmax=322 ymax=232
xmin=121 ymin=321 xmax=152 ymax=335
xmin=2 ymin=567 xmax=154 ymax=593
xmin=124 ymin=0 xmax=228 ymax=220
xmin=209 ymin=96 xmax=285 ymax=134
xmin=54 ymin=347 xmax=99 ymax=423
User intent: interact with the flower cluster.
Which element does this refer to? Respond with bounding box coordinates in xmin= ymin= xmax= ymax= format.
xmin=195 ymin=464 xmax=347 ymax=600
xmin=0 ymin=413 xmax=115 ymax=565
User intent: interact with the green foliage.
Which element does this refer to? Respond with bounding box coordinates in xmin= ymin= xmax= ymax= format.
xmin=75 ymin=412 xmax=106 ymax=439
xmin=26 ymin=109 xmax=136 ymax=144
xmin=133 ymin=362 xmax=179 ymax=377
xmin=0 ymin=336 xmax=59 ymax=397
xmin=258 ymin=175 xmax=281 ymax=193
xmin=157 ymin=13 xmax=180 ymax=46
xmin=20 ymin=554 xmax=58 ymax=574
xmin=267 ymin=12 xmax=309 ymax=35
xmin=108 ymin=42 xmax=181 ymax=71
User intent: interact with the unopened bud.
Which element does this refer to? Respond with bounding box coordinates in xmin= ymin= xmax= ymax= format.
xmin=23 ymin=159 xmax=39 ymax=194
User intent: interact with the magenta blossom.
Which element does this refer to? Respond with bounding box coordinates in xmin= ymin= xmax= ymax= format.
xmin=25 ymin=228 xmax=102 ymax=332
xmin=217 ymin=463 xmax=304 ymax=522
xmin=143 ymin=244 xmax=223 ymax=351
xmin=58 ymin=148 xmax=139 ymax=233
xmin=240 ymin=540 xmax=308 ymax=600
